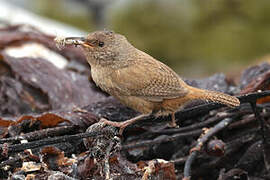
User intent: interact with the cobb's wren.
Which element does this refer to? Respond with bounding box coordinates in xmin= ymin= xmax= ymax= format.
xmin=55 ymin=31 xmax=240 ymax=134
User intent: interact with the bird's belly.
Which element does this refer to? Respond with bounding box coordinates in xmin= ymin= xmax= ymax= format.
xmin=115 ymin=95 xmax=157 ymax=114
xmin=161 ymin=96 xmax=191 ymax=113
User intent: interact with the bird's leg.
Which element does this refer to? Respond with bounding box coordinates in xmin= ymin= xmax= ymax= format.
xmin=100 ymin=114 xmax=150 ymax=135
xmin=168 ymin=112 xmax=178 ymax=127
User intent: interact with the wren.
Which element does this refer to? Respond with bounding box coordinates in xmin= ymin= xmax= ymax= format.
xmin=55 ymin=30 xmax=240 ymax=134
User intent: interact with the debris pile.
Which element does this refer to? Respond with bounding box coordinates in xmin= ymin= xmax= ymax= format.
xmin=0 ymin=24 xmax=270 ymax=180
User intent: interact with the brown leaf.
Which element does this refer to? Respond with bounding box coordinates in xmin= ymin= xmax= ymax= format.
xmin=240 ymin=63 xmax=270 ymax=103
xmin=0 ymin=118 xmax=13 ymax=127
xmin=41 ymin=146 xmax=76 ymax=170
xmin=77 ymin=156 xmax=97 ymax=178
xmin=20 ymin=161 xmax=42 ymax=173
xmin=0 ymin=108 xmax=97 ymax=137
xmin=240 ymin=69 xmax=270 ymax=95
xmin=140 ymin=159 xmax=176 ymax=180
xmin=36 ymin=113 xmax=69 ymax=128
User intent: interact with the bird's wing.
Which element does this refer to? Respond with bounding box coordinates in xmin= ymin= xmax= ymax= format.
xmin=111 ymin=58 xmax=188 ymax=102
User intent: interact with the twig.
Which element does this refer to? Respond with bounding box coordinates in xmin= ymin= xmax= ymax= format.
xmin=0 ymin=131 xmax=106 ymax=154
xmin=250 ymin=102 xmax=266 ymax=143
xmin=0 ymin=125 xmax=78 ymax=144
xmin=174 ymin=103 xmax=224 ymax=121
xmin=238 ymin=90 xmax=270 ymax=103
xmin=183 ymin=118 xmax=233 ymax=180
xmin=151 ymin=110 xmax=247 ymax=135
xmin=188 ymin=130 xmax=258 ymax=177
xmin=229 ymin=111 xmax=270 ymax=129
xmin=171 ymin=156 xmax=188 ymax=165
xmin=250 ymin=101 xmax=270 ymax=171
xmin=228 ymin=114 xmax=255 ymax=129
xmin=122 ymin=129 xmax=202 ymax=150
xmin=0 ymin=148 xmax=40 ymax=169
xmin=0 ymin=153 xmax=22 ymax=168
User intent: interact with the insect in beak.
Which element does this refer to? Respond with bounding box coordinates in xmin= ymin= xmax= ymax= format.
xmin=54 ymin=36 xmax=93 ymax=49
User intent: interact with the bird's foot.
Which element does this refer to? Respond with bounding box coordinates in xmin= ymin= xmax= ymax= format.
xmin=99 ymin=114 xmax=149 ymax=135
xmin=100 ymin=118 xmax=121 ymax=127
xmin=99 ymin=118 xmax=127 ymax=135
xmin=167 ymin=121 xmax=179 ymax=128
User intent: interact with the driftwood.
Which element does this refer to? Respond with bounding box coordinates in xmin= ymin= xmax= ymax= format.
xmin=0 ymin=24 xmax=270 ymax=179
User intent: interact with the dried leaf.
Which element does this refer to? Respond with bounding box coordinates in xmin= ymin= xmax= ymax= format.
xmin=41 ymin=146 xmax=76 ymax=171
xmin=0 ymin=118 xmax=13 ymax=127
xmin=240 ymin=63 xmax=270 ymax=103
xmin=140 ymin=159 xmax=176 ymax=180
xmin=0 ymin=108 xmax=97 ymax=137
xmin=21 ymin=161 xmax=42 ymax=172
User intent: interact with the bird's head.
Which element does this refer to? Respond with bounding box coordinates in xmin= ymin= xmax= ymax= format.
xmin=69 ymin=30 xmax=135 ymax=66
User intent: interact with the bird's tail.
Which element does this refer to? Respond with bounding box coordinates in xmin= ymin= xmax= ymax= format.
xmin=187 ymin=86 xmax=240 ymax=107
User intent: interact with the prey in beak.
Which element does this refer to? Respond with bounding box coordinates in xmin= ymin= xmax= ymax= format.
xmin=54 ymin=36 xmax=92 ymax=50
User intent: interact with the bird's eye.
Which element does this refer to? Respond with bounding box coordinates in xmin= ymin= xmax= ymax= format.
xmin=98 ymin=41 xmax=104 ymax=47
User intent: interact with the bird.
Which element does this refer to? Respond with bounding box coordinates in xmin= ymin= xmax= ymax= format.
xmin=55 ymin=30 xmax=240 ymax=134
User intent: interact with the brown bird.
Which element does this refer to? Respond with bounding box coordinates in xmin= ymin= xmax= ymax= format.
xmin=55 ymin=31 xmax=240 ymax=134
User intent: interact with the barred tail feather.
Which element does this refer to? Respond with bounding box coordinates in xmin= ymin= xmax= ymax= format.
xmin=203 ymin=90 xmax=240 ymax=107
xmin=188 ymin=86 xmax=240 ymax=107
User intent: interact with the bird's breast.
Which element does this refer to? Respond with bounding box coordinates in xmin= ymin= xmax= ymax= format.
xmin=91 ymin=66 xmax=115 ymax=94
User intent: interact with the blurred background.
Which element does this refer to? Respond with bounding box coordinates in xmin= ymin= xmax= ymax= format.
xmin=2 ymin=0 xmax=270 ymax=78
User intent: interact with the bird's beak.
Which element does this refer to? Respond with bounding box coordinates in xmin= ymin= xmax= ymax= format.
xmin=64 ymin=37 xmax=93 ymax=48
